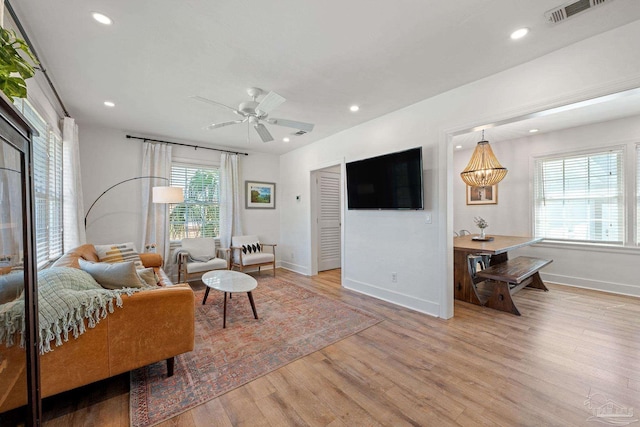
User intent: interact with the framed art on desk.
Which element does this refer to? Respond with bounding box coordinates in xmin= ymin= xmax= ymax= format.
xmin=466 ymin=184 xmax=497 ymax=205
xmin=246 ymin=181 xmax=276 ymax=209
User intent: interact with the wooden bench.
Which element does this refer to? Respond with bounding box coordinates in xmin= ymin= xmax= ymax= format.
xmin=475 ymin=256 xmax=552 ymax=316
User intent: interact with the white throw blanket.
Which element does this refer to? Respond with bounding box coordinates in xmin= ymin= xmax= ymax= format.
xmin=0 ymin=267 xmax=143 ymax=354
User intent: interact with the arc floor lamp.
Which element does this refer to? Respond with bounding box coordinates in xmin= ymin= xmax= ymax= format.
xmin=84 ymin=176 xmax=184 ymax=228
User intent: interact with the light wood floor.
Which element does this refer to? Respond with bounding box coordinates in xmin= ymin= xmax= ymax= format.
xmin=28 ymin=269 xmax=640 ymax=425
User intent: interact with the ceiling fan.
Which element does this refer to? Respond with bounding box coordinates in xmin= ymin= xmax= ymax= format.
xmin=192 ymin=87 xmax=315 ymax=143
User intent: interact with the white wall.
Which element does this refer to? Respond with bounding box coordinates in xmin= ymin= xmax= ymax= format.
xmin=455 ymin=115 xmax=640 ymax=296
xmin=279 ymin=20 xmax=640 ymax=318
xmin=79 ymin=125 xmax=280 ymax=259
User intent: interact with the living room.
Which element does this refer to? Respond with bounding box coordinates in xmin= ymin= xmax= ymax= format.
xmin=2 ymin=0 xmax=640 ymax=425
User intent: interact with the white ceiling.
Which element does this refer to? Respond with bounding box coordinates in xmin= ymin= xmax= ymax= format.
xmin=452 ymin=87 xmax=640 ymax=149
xmin=11 ymin=0 xmax=640 ymax=155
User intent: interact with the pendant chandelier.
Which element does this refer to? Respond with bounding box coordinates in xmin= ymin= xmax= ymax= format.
xmin=460 ymin=130 xmax=508 ymax=187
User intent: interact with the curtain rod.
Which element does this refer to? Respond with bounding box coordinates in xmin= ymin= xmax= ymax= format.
xmin=5 ymin=0 xmax=71 ymax=118
xmin=125 ymin=135 xmax=249 ymax=156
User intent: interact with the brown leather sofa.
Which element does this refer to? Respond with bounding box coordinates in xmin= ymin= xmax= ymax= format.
xmin=0 ymin=244 xmax=195 ymax=413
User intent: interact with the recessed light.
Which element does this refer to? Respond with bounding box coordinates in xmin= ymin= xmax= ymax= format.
xmin=103 ymin=101 xmax=115 ymax=107
xmin=529 ymin=129 xmax=539 ymax=133
xmin=455 ymin=145 xmax=463 ymax=149
xmin=350 ymin=105 xmax=359 ymax=112
xmin=283 ymin=137 xmax=290 ymax=142
xmin=510 ymin=28 xmax=529 ymax=40
xmin=92 ymin=12 xmax=113 ymax=25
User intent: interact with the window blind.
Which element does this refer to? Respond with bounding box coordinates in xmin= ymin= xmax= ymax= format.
xmin=534 ymin=148 xmax=624 ymax=244
xmin=170 ymin=163 xmax=220 ymax=240
xmin=14 ymin=99 xmax=64 ymax=266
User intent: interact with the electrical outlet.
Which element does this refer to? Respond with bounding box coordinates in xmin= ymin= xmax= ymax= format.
xmin=425 ymin=213 xmax=432 ymax=224
xmin=291 ymin=252 xmax=295 ymax=261
xmin=391 ymin=272 xmax=397 ymax=283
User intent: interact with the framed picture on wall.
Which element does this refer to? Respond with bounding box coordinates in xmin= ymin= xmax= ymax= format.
xmin=246 ymin=181 xmax=276 ymax=209
xmin=466 ymin=185 xmax=497 ymax=205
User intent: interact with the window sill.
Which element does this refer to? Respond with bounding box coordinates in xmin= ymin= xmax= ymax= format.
xmin=533 ymin=239 xmax=640 ymax=255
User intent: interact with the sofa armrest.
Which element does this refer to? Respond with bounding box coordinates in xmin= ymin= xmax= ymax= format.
xmin=106 ymin=284 xmax=195 ymax=376
xmin=140 ymin=252 xmax=163 ymax=268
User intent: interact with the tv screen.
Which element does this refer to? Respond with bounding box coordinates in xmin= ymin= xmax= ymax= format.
xmin=346 ymin=147 xmax=424 ymax=210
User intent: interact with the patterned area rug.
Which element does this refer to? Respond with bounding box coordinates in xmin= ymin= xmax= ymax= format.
xmin=129 ymin=276 xmax=381 ymax=427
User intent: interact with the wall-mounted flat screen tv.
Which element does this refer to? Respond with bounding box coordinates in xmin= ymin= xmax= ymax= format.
xmin=346 ymin=147 xmax=424 ymax=210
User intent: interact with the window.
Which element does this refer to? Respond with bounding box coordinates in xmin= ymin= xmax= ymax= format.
xmin=14 ymin=99 xmax=64 ymax=266
xmin=169 ymin=163 xmax=220 ymax=240
xmin=534 ymin=148 xmax=624 ymax=244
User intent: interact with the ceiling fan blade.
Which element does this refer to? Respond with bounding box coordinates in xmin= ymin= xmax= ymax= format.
xmin=204 ymin=119 xmax=245 ymax=130
xmin=267 ymin=118 xmax=315 ymax=133
xmin=256 ymin=91 xmax=285 ymax=114
xmin=191 ymin=95 xmax=242 ymax=116
xmin=254 ymin=123 xmax=274 ymax=142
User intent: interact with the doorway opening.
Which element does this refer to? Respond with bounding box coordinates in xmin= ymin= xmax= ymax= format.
xmin=310 ymin=164 xmax=342 ymax=280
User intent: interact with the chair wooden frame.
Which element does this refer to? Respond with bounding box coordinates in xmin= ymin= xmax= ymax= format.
xmin=177 ymin=247 xmax=230 ymax=283
xmin=230 ymin=243 xmax=277 ymax=276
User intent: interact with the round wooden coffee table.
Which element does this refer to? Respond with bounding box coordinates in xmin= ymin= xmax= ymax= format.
xmin=201 ymin=270 xmax=258 ymax=328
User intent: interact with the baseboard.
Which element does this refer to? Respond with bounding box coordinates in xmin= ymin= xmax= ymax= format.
xmin=279 ymin=261 xmax=311 ymax=276
xmin=541 ymin=272 xmax=640 ymax=298
xmin=343 ymin=277 xmax=440 ymax=317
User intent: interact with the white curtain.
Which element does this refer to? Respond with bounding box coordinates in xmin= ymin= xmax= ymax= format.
xmin=140 ymin=142 xmax=172 ymax=269
xmin=219 ymin=153 xmax=243 ymax=249
xmin=62 ymin=117 xmax=86 ymax=250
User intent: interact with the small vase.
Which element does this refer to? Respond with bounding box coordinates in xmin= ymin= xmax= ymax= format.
xmin=479 ymin=228 xmax=486 ymax=239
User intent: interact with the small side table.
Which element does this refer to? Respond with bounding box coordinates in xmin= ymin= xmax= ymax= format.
xmin=201 ymin=270 xmax=258 ymax=328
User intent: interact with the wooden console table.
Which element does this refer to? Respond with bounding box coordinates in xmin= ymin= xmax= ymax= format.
xmin=454 ymin=234 xmax=545 ymax=309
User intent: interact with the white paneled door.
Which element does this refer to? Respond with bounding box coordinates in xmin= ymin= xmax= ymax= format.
xmin=317 ymin=171 xmax=341 ymax=271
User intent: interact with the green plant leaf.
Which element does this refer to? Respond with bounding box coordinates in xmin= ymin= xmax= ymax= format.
xmin=0 ymin=26 xmax=39 ymax=98
xmin=14 ymin=60 xmax=35 ymax=79
xmin=0 ymin=74 xmax=27 ymax=98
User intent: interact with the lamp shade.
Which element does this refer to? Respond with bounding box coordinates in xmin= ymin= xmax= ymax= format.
xmin=460 ymin=140 xmax=508 ymax=187
xmin=152 ymin=186 xmax=184 ymax=203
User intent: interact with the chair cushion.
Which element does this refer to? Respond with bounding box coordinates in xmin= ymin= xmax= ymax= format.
xmin=231 ymin=235 xmax=260 ymax=248
xmin=240 ymin=252 xmax=274 ymax=266
xmin=181 ymin=237 xmax=216 ymax=260
xmin=232 ymin=236 xmax=261 ymax=264
xmin=186 ymin=257 xmax=228 ymax=273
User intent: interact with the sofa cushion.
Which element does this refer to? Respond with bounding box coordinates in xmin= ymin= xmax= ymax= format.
xmin=0 ymin=271 xmax=24 ymax=304
xmin=137 ymin=267 xmax=160 ymax=287
xmin=95 ymin=242 xmax=144 ymax=269
xmin=79 ymin=259 xmax=149 ymax=290
xmin=52 ymin=244 xmax=100 ymax=269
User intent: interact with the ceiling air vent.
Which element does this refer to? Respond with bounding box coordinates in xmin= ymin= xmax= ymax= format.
xmin=545 ymin=0 xmax=614 ymax=24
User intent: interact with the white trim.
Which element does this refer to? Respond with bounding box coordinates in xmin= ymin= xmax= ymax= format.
xmin=279 ymin=260 xmax=311 ymax=276
xmin=533 ymin=240 xmax=640 ymax=255
xmin=543 ymin=273 xmax=640 ymax=298
xmin=531 ymin=143 xmax=627 ymax=161
xmin=343 ymin=277 xmax=440 ymax=317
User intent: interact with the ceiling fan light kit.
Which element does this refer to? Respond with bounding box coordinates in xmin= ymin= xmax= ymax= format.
xmin=193 ymin=87 xmax=315 ymax=143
